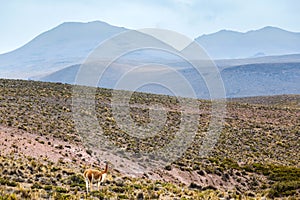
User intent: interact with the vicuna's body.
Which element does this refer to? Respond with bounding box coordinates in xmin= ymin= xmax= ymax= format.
xmin=83 ymin=163 xmax=108 ymax=193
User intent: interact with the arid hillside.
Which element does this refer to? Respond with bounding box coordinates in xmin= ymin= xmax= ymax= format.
xmin=0 ymin=79 xmax=299 ymax=199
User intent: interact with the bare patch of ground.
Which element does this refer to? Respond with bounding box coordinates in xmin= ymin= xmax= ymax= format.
xmin=0 ymin=125 xmax=97 ymax=167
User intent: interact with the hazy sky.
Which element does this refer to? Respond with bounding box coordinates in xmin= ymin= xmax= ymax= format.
xmin=1 ymin=0 xmax=299 ymax=54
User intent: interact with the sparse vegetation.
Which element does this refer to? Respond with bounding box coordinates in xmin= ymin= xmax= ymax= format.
xmin=0 ymin=79 xmax=299 ymax=199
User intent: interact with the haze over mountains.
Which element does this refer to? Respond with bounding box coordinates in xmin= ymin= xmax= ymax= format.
xmin=0 ymin=21 xmax=127 ymax=79
xmin=196 ymin=26 xmax=300 ymax=59
xmin=0 ymin=21 xmax=299 ymax=98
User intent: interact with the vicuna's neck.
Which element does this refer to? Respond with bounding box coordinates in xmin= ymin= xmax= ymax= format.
xmin=103 ymin=163 xmax=108 ymax=173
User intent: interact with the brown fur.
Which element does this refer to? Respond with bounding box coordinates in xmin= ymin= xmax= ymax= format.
xmin=83 ymin=163 xmax=108 ymax=193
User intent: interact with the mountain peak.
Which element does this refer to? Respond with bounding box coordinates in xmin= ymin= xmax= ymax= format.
xmin=55 ymin=20 xmax=125 ymax=30
xmin=0 ymin=20 xmax=127 ymax=79
xmin=260 ymin=26 xmax=284 ymax=31
xmin=196 ymin=26 xmax=300 ymax=59
xmin=248 ymin=26 xmax=289 ymax=33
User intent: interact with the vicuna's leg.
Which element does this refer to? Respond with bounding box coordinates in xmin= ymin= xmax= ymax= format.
xmin=85 ymin=178 xmax=89 ymax=193
xmin=90 ymin=179 xmax=93 ymax=192
xmin=90 ymin=174 xmax=94 ymax=192
xmin=97 ymin=180 xmax=101 ymax=191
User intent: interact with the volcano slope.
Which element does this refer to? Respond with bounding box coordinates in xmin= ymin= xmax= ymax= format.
xmin=0 ymin=79 xmax=299 ymax=199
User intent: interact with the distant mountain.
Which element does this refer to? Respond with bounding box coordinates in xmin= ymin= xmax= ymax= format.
xmin=0 ymin=21 xmax=300 ymax=98
xmin=220 ymin=62 xmax=300 ymax=97
xmin=215 ymin=53 xmax=300 ymax=70
xmin=39 ymin=64 xmax=80 ymax=84
xmin=1 ymin=22 xmax=300 ymax=79
xmin=40 ymin=60 xmax=300 ymax=98
xmin=196 ymin=26 xmax=300 ymax=59
xmin=0 ymin=21 xmax=127 ymax=79
xmin=0 ymin=21 xmax=300 ymax=79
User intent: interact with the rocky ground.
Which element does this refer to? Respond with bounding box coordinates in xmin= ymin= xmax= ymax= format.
xmin=0 ymin=79 xmax=299 ymax=199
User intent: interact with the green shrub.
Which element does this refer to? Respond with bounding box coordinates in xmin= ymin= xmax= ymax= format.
xmin=244 ymin=163 xmax=300 ymax=197
xmin=55 ymin=186 xmax=68 ymax=193
xmin=44 ymin=185 xmax=52 ymax=191
xmin=268 ymin=181 xmax=300 ymax=198
xmin=0 ymin=193 xmax=18 ymax=200
xmin=0 ymin=178 xmax=18 ymax=187
xmin=31 ymin=182 xmax=43 ymax=189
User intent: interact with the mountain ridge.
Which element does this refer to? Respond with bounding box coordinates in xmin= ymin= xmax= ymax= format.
xmin=196 ymin=26 xmax=300 ymax=59
xmin=1 ymin=21 xmax=300 ymax=79
xmin=0 ymin=21 xmax=127 ymax=79
xmin=0 ymin=21 xmax=299 ymax=98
